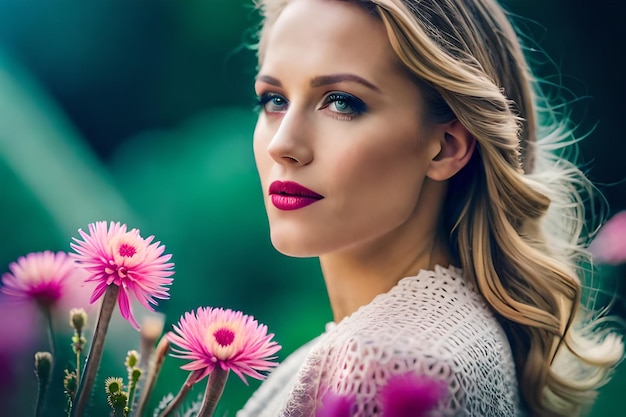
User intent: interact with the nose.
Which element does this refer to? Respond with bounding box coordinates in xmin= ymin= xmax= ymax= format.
xmin=267 ymin=110 xmax=313 ymax=166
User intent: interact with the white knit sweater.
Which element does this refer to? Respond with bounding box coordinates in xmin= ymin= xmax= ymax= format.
xmin=237 ymin=265 xmax=522 ymax=416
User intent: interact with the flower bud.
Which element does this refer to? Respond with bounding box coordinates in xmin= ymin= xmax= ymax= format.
xmin=141 ymin=314 xmax=165 ymax=346
xmin=64 ymin=370 xmax=78 ymax=399
xmin=139 ymin=313 xmax=165 ymax=368
xmin=129 ymin=367 xmax=142 ymax=384
xmin=69 ymin=308 xmax=88 ymax=333
xmin=34 ymin=351 xmax=53 ymax=383
xmin=107 ymin=391 xmax=128 ymax=412
xmin=125 ymin=350 xmax=141 ymax=370
xmin=105 ymin=377 xmax=124 ymax=395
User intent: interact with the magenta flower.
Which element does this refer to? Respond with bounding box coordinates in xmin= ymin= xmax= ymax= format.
xmin=316 ymin=390 xmax=355 ymax=417
xmin=70 ymin=221 xmax=174 ymax=329
xmin=0 ymin=295 xmax=38 ymax=354
xmin=589 ymin=211 xmax=626 ymax=265
xmin=378 ymin=373 xmax=445 ymax=417
xmin=168 ymin=307 xmax=281 ymax=384
xmin=1 ymin=251 xmax=83 ymax=311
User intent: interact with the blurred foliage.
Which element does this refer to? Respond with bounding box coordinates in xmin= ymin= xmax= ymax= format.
xmin=0 ymin=0 xmax=623 ymax=416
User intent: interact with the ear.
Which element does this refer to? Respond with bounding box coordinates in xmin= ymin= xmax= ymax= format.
xmin=426 ymin=119 xmax=476 ymax=181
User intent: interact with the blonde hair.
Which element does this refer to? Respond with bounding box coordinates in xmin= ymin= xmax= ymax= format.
xmin=254 ymin=0 xmax=624 ymax=415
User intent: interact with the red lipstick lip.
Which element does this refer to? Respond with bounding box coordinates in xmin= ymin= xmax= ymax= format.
xmin=269 ymin=181 xmax=324 ymax=210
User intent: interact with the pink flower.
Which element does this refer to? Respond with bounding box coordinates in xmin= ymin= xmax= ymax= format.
xmin=378 ymin=373 xmax=445 ymax=417
xmin=1 ymin=251 xmax=83 ymax=311
xmin=0 ymin=295 xmax=38 ymax=353
xmin=316 ymin=390 xmax=355 ymax=417
xmin=70 ymin=221 xmax=174 ymax=329
xmin=168 ymin=307 xmax=281 ymax=384
xmin=589 ymin=211 xmax=626 ymax=265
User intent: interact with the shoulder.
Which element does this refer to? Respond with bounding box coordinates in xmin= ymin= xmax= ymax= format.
xmin=237 ymin=335 xmax=323 ymax=417
xmin=312 ymin=266 xmax=521 ymax=416
xmin=328 ymin=265 xmax=510 ymax=363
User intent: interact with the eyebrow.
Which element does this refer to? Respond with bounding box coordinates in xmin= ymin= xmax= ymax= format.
xmin=310 ymin=74 xmax=380 ymax=91
xmin=255 ymin=73 xmax=380 ymax=92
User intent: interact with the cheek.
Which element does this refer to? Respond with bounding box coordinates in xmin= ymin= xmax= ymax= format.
xmin=253 ymin=122 xmax=271 ymax=178
xmin=337 ymin=154 xmax=423 ymax=214
xmin=335 ymin=121 xmax=439 ymax=219
xmin=332 ymin=129 xmax=429 ymax=192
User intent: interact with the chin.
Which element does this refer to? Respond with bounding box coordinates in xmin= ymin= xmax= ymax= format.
xmin=270 ymin=233 xmax=321 ymax=258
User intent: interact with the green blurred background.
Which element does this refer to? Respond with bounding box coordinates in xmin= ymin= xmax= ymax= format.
xmin=0 ymin=0 xmax=623 ymax=416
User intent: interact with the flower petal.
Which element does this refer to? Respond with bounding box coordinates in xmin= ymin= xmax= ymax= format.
xmin=167 ymin=307 xmax=281 ymax=384
xmin=70 ymin=221 xmax=174 ymax=330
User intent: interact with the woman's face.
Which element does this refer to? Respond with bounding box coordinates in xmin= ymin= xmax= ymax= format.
xmin=254 ymin=0 xmax=443 ymax=257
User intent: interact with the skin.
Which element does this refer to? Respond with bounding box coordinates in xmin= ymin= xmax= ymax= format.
xmin=254 ymin=0 xmax=474 ymax=322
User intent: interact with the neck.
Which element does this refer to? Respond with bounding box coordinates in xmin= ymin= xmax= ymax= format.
xmin=320 ymin=217 xmax=452 ymax=323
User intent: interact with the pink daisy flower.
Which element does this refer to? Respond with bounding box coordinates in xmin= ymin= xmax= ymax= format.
xmin=1 ymin=251 xmax=82 ymax=312
xmin=168 ymin=307 xmax=281 ymax=384
xmin=70 ymin=221 xmax=174 ymax=329
xmin=589 ymin=211 xmax=626 ymax=265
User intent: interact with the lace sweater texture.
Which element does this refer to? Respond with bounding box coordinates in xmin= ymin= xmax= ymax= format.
xmin=237 ymin=265 xmax=522 ymax=416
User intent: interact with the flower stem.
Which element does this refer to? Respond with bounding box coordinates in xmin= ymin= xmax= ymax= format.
xmin=135 ymin=334 xmax=170 ymax=417
xmin=34 ymin=352 xmax=53 ymax=417
xmin=158 ymin=371 xmax=199 ymax=417
xmin=127 ymin=376 xmax=139 ymax=415
xmin=43 ymin=307 xmax=56 ymax=359
xmin=75 ymin=350 xmax=81 ymax=389
xmin=71 ymin=285 xmax=120 ymax=417
xmin=35 ymin=394 xmax=44 ymax=417
xmin=35 ymin=372 xmax=48 ymax=417
xmin=41 ymin=307 xmax=55 ymax=413
xmin=197 ymin=368 xmax=229 ymax=417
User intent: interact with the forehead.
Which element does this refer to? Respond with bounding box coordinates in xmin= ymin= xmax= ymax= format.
xmin=259 ymin=0 xmax=402 ymax=82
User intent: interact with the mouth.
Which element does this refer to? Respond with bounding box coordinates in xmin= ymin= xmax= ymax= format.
xmin=269 ymin=181 xmax=324 ymax=210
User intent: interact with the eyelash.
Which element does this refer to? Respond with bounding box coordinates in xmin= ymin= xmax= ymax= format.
xmin=256 ymin=91 xmax=368 ymax=120
xmin=256 ymin=93 xmax=288 ymax=113
xmin=320 ymin=93 xmax=367 ymax=120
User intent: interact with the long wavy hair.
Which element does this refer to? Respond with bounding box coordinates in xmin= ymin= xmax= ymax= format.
xmin=254 ymin=0 xmax=624 ymax=415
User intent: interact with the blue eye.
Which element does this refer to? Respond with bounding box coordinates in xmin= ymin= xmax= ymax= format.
xmin=323 ymin=93 xmax=367 ymax=117
xmin=257 ymin=93 xmax=288 ymax=113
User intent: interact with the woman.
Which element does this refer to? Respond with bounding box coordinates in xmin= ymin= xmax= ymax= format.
xmin=239 ymin=0 xmax=623 ymax=416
